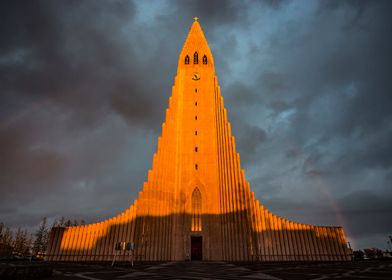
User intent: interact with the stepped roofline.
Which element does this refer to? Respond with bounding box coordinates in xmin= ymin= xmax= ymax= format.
xmin=45 ymin=19 xmax=351 ymax=263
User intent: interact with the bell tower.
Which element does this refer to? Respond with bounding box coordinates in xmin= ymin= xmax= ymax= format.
xmin=169 ymin=17 xmax=223 ymax=260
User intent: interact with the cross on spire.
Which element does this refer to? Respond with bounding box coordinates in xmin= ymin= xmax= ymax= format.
xmin=193 ymin=17 xmax=199 ymax=22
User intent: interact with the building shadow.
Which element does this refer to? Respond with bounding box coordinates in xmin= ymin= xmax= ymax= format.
xmin=46 ymin=210 xmax=351 ymax=262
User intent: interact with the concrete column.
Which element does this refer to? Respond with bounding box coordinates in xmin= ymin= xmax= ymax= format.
xmin=81 ymin=226 xmax=89 ymax=261
xmin=106 ymin=218 xmax=116 ymax=261
xmin=150 ymin=189 xmax=157 ymax=261
xmin=65 ymin=227 xmax=75 ymax=261
xmin=70 ymin=226 xmax=80 ymax=261
xmin=325 ymin=227 xmax=335 ymax=260
xmin=259 ymin=204 xmax=267 ymax=261
xmin=273 ymin=214 xmax=280 ymax=261
xmin=283 ymin=221 xmax=290 ymax=260
xmin=305 ymin=225 xmax=316 ymax=261
xmin=316 ymin=226 xmax=327 ymax=260
xmin=48 ymin=228 xmax=58 ymax=261
xmin=264 ymin=209 xmax=272 ymax=261
xmin=294 ymin=223 xmax=303 ymax=261
xmin=300 ymin=224 xmax=311 ymax=261
xmin=54 ymin=227 xmax=64 ymax=261
xmin=98 ymin=221 xmax=108 ymax=261
xmin=90 ymin=224 xmax=99 ymax=261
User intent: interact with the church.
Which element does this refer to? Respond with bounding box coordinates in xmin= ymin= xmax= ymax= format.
xmin=46 ymin=19 xmax=351 ymax=262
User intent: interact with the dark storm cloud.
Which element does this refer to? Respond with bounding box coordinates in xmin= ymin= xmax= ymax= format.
xmin=1 ymin=0 xmax=391 ymax=250
xmin=0 ymin=0 xmax=169 ymax=129
xmin=224 ymin=0 xmax=392 ymax=248
xmin=262 ymin=186 xmax=392 ymax=241
xmin=266 ymin=0 xmax=392 ymax=138
xmin=173 ymin=0 xmax=247 ymax=26
xmin=340 ymin=189 xmax=392 ymax=235
xmin=0 ymin=0 xmax=160 ymax=229
xmin=236 ymin=122 xmax=268 ymax=164
xmin=225 ymin=82 xmax=262 ymax=106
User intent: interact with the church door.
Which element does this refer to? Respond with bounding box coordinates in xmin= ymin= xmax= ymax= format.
xmin=191 ymin=236 xmax=202 ymax=260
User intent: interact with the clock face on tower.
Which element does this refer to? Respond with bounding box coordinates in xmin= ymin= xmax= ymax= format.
xmin=192 ymin=72 xmax=201 ymax=80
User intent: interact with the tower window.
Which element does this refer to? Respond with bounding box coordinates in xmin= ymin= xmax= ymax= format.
xmin=195 ymin=131 xmax=198 ymax=136
xmin=195 ymin=164 xmax=198 ymax=170
xmin=185 ymin=55 xmax=190 ymax=64
xmin=195 ymin=147 xmax=198 ymax=152
xmin=194 ymin=52 xmax=198 ymax=64
xmin=195 ymin=115 xmax=197 ymax=120
xmin=195 ymin=88 xmax=197 ymax=93
xmin=191 ymin=187 xmax=202 ymax=232
xmin=195 ymin=102 xmax=198 ymax=106
xmin=202 ymin=55 xmax=207 ymax=64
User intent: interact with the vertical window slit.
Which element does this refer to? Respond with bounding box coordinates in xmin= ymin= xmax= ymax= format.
xmin=194 ymin=52 xmax=198 ymax=64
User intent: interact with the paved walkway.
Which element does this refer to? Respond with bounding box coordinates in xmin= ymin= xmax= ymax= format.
xmin=50 ymin=261 xmax=392 ymax=280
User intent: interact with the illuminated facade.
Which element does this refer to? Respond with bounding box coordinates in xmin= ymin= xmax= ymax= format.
xmin=46 ymin=20 xmax=351 ymax=262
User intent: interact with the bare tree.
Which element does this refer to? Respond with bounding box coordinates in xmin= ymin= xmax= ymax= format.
xmin=65 ymin=219 xmax=72 ymax=227
xmin=51 ymin=219 xmax=58 ymax=228
xmin=0 ymin=222 xmax=14 ymax=246
xmin=13 ymin=227 xmax=30 ymax=256
xmin=58 ymin=217 xmax=66 ymax=227
xmin=33 ymin=217 xmax=49 ymax=256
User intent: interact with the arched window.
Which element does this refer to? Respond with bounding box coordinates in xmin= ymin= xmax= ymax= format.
xmin=185 ymin=55 xmax=190 ymax=64
xmin=202 ymin=55 xmax=207 ymax=64
xmin=194 ymin=52 xmax=198 ymax=64
xmin=191 ymin=188 xmax=202 ymax=232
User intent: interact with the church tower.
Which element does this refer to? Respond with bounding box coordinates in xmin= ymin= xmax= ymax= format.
xmin=46 ymin=19 xmax=351 ymax=262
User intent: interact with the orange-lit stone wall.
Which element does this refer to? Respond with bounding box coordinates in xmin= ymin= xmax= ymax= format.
xmin=45 ymin=20 xmax=351 ymax=262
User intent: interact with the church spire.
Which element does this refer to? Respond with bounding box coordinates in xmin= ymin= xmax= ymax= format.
xmin=178 ymin=18 xmax=214 ymax=68
xmin=45 ymin=19 xmax=351 ymax=263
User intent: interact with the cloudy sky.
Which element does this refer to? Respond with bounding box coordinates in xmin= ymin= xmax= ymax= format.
xmin=1 ymin=0 xmax=391 ymax=250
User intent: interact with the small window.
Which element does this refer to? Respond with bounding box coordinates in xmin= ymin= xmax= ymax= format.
xmin=195 ymin=131 xmax=198 ymax=136
xmin=195 ymin=102 xmax=198 ymax=106
xmin=195 ymin=164 xmax=198 ymax=170
xmin=185 ymin=55 xmax=190 ymax=64
xmin=194 ymin=52 xmax=198 ymax=64
xmin=195 ymin=115 xmax=197 ymax=120
xmin=202 ymin=55 xmax=207 ymax=64
xmin=195 ymin=88 xmax=197 ymax=93
xmin=195 ymin=147 xmax=198 ymax=152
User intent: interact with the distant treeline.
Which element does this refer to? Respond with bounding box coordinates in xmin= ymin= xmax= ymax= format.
xmin=0 ymin=217 xmax=86 ymax=257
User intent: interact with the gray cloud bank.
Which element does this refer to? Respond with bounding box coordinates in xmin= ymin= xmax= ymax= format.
xmin=1 ymin=0 xmax=391 ymax=249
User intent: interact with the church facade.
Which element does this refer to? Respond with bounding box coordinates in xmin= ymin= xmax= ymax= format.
xmin=46 ymin=20 xmax=351 ymax=262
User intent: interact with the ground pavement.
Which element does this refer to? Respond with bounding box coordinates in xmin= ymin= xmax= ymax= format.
xmin=49 ymin=260 xmax=392 ymax=280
